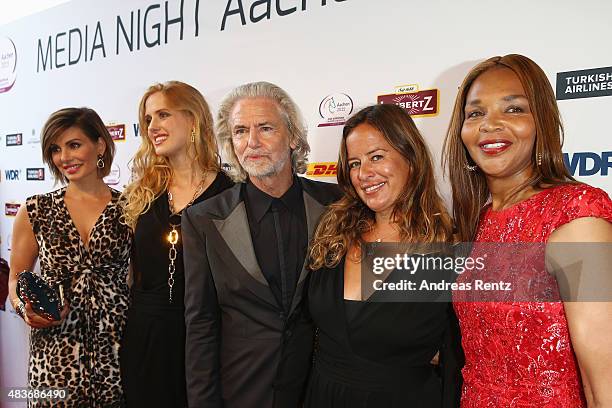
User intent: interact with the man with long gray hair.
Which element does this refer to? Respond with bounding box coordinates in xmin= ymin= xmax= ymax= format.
xmin=183 ymin=81 xmax=340 ymax=407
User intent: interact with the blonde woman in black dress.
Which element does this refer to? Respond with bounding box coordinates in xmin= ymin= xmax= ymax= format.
xmin=120 ymin=81 xmax=232 ymax=407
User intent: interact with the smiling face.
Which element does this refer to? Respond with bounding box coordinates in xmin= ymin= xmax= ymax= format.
xmin=346 ymin=123 xmax=411 ymax=218
xmin=144 ymin=91 xmax=194 ymax=160
xmin=50 ymin=126 xmax=105 ymax=183
xmin=230 ymin=97 xmax=296 ymax=180
xmin=461 ymin=67 xmax=537 ymax=180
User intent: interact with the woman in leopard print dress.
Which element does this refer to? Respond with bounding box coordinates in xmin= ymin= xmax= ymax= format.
xmin=8 ymin=108 xmax=131 ymax=407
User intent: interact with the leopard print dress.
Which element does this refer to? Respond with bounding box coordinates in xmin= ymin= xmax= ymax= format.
xmin=25 ymin=187 xmax=131 ymax=407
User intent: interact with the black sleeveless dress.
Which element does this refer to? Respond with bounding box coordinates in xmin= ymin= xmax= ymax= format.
xmin=305 ymin=260 xmax=463 ymax=408
xmin=120 ymin=172 xmax=233 ymax=407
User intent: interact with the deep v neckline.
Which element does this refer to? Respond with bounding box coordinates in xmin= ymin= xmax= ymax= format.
xmin=60 ymin=187 xmax=115 ymax=251
xmin=337 ymin=259 xmax=365 ymax=351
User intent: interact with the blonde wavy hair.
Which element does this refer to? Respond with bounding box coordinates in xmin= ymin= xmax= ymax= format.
xmin=122 ymin=81 xmax=220 ymax=230
xmin=216 ymin=81 xmax=310 ymax=182
xmin=309 ymin=104 xmax=453 ymax=270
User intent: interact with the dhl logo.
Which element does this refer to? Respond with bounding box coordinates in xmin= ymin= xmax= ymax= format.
xmin=306 ymin=162 xmax=338 ymax=177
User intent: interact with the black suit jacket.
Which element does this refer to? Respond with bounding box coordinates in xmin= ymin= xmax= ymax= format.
xmin=183 ymin=177 xmax=340 ymax=408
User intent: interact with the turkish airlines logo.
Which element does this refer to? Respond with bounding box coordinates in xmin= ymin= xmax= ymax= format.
xmin=556 ymin=67 xmax=612 ymax=100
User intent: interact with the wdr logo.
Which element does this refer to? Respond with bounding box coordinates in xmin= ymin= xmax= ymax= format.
xmin=4 ymin=169 xmax=21 ymax=181
xmin=564 ymin=152 xmax=612 ymax=176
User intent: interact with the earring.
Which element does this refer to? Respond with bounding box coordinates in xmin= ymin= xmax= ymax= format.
xmin=465 ymin=163 xmax=477 ymax=172
xmin=537 ymin=152 xmax=542 ymax=166
xmin=97 ymin=154 xmax=105 ymax=169
xmin=191 ymin=128 xmax=196 ymax=143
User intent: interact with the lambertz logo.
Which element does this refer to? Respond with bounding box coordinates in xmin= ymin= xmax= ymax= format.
xmin=106 ymin=124 xmax=126 ymax=141
xmin=5 ymin=203 xmax=20 ymax=216
xmin=6 ymin=133 xmax=22 ymax=146
xmin=104 ymin=164 xmax=121 ymax=186
xmin=556 ymin=67 xmax=612 ymax=100
xmin=4 ymin=169 xmax=21 ymax=181
xmin=318 ymin=93 xmax=354 ymax=127
xmin=378 ymin=85 xmax=439 ymax=117
xmin=0 ymin=37 xmax=17 ymax=94
xmin=26 ymin=168 xmax=45 ymax=181
xmin=564 ymin=151 xmax=612 ymax=176
xmin=306 ymin=162 xmax=338 ymax=178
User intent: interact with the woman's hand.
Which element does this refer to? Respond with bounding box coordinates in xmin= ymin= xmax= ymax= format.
xmin=21 ymin=301 xmax=69 ymax=329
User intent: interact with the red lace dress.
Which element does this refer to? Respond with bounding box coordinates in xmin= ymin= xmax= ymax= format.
xmin=453 ymin=184 xmax=612 ymax=407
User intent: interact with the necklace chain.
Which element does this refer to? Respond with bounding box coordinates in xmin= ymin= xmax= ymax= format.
xmin=166 ymin=175 xmax=207 ymax=303
xmin=168 ymin=176 xmax=207 ymax=216
xmin=371 ymin=225 xmax=399 ymax=243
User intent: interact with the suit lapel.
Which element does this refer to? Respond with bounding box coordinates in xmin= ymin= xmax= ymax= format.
xmin=212 ymin=202 xmax=268 ymax=287
xmin=289 ymin=190 xmax=326 ymax=314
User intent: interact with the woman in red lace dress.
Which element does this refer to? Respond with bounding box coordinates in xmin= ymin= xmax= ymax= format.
xmin=443 ymin=54 xmax=612 ymax=407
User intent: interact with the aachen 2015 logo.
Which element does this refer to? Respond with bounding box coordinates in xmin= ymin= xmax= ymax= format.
xmin=0 ymin=37 xmax=17 ymax=94
xmin=556 ymin=66 xmax=612 ymax=100
xmin=104 ymin=164 xmax=121 ymax=186
xmin=318 ymin=93 xmax=353 ymax=127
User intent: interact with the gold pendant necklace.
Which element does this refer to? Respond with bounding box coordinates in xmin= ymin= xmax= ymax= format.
xmin=375 ymin=233 xmax=394 ymax=243
xmin=165 ymin=175 xmax=207 ymax=303
xmin=371 ymin=225 xmax=399 ymax=243
xmin=167 ymin=226 xmax=179 ymax=303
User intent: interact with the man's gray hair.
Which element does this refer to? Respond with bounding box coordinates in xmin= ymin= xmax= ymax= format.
xmin=216 ymin=81 xmax=310 ymax=182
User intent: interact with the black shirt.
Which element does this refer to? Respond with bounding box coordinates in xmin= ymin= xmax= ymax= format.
xmin=243 ymin=177 xmax=307 ymax=313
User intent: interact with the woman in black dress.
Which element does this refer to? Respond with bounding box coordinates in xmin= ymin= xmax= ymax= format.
xmin=306 ymin=104 xmax=463 ymax=407
xmin=120 ymin=81 xmax=232 ymax=407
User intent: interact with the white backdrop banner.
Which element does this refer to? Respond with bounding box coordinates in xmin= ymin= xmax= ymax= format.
xmin=1 ymin=0 xmax=611 ymax=405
